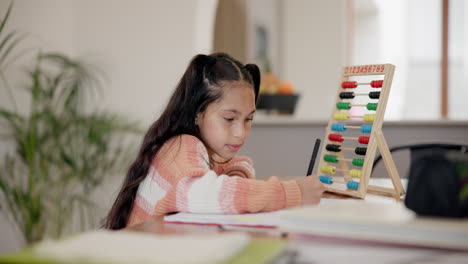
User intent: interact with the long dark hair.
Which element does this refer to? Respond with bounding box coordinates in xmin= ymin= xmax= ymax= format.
xmin=104 ymin=53 xmax=260 ymax=229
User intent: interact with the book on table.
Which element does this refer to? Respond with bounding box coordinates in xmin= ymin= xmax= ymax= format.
xmin=278 ymin=199 xmax=468 ymax=250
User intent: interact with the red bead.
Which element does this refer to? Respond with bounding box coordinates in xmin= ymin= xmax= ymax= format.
xmin=341 ymin=81 xmax=357 ymax=88
xmin=370 ymin=80 xmax=383 ymax=88
xmin=358 ymin=136 xmax=370 ymax=144
xmin=329 ymin=134 xmax=344 ymax=142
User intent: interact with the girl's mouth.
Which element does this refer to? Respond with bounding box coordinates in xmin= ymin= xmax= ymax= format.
xmin=227 ymin=144 xmax=242 ymax=152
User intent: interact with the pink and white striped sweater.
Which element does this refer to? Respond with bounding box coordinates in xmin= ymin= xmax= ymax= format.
xmin=127 ymin=134 xmax=302 ymax=227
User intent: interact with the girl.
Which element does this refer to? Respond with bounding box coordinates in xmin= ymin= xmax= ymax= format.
xmin=105 ymin=53 xmax=325 ymax=229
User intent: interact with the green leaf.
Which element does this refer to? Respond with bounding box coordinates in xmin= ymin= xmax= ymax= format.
xmin=0 ymin=33 xmax=25 ymax=66
xmin=0 ymin=109 xmax=23 ymax=133
xmin=0 ymin=31 xmax=17 ymax=55
xmin=0 ymin=1 xmax=13 ymax=38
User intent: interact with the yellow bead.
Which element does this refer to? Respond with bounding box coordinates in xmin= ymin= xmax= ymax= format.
xmin=334 ymin=112 xmax=349 ymax=120
xmin=350 ymin=169 xmax=362 ymax=178
xmin=320 ymin=165 xmax=336 ymax=174
xmin=363 ymin=114 xmax=375 ymax=122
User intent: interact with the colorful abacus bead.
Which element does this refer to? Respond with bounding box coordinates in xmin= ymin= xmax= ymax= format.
xmin=336 ymin=102 xmax=378 ymax=111
xmin=363 ymin=114 xmax=375 ymax=122
xmin=361 ymin=125 xmax=372 ymax=133
xmin=341 ymin=80 xmax=383 ymax=89
xmin=319 ymin=175 xmax=332 ymax=184
xmin=339 ymin=92 xmax=355 ymax=99
xmin=341 ymin=81 xmax=358 ymax=88
xmin=355 ymin=147 xmax=367 ymax=155
xmin=366 ymin=103 xmax=378 ymax=110
xmin=370 ymin=80 xmax=383 ymax=88
xmin=369 ymin=91 xmax=380 ymax=99
xmin=333 ymin=113 xmax=375 ymax=122
xmin=326 ymin=144 xmax=342 ymax=152
xmin=334 ymin=112 xmax=349 ymax=120
xmin=358 ymin=136 xmax=370 ymax=144
xmin=319 ymin=176 xmax=359 ymax=190
xmin=331 ymin=123 xmax=347 ymax=131
xmin=330 ymin=123 xmax=372 ymax=133
xmin=352 ymin=159 xmax=364 ymax=166
xmin=319 ymin=175 xmax=333 ymax=184
xmin=323 ymin=154 xmax=364 ymax=167
xmin=325 ymin=144 xmax=367 ymax=156
xmin=324 ymin=154 xmax=339 ymax=163
xmin=321 ymin=165 xmax=361 ymax=178
xmin=349 ymin=169 xmax=362 ymax=178
xmin=328 ymin=134 xmax=370 ymax=144
xmin=321 ymin=165 xmax=336 ymax=174
xmin=336 ymin=102 xmax=351 ymax=110
xmin=347 ymin=181 xmax=360 ymax=190
xmin=339 ymin=91 xmax=380 ymax=99
xmin=328 ymin=134 xmax=344 ymax=142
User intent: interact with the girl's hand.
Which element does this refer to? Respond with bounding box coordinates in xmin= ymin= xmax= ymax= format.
xmin=296 ymin=176 xmax=326 ymax=205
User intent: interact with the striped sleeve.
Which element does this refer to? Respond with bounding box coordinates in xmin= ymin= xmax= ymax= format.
xmin=157 ymin=171 xmax=302 ymax=214
xmin=215 ymin=156 xmax=255 ymax=179
xmin=153 ymin=135 xmax=302 ymax=215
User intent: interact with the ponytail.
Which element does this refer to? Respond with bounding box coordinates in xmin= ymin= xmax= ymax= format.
xmin=244 ymin=64 xmax=261 ymax=103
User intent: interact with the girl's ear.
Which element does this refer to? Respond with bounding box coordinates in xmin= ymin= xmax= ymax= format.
xmin=195 ymin=112 xmax=203 ymax=126
xmin=244 ymin=64 xmax=261 ymax=103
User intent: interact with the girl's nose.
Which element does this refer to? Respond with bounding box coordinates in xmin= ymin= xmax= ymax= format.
xmin=233 ymin=123 xmax=245 ymax=139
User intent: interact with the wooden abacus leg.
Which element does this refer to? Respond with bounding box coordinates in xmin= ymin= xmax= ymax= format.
xmin=374 ymin=131 xmax=406 ymax=199
xmin=367 ymin=185 xmax=401 ymax=198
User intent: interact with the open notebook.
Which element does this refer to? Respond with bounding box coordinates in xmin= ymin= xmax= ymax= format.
xmin=163 ymin=198 xmax=342 ymax=227
xmin=164 ymin=211 xmax=281 ymax=228
xmin=278 ymin=200 xmax=468 ymax=250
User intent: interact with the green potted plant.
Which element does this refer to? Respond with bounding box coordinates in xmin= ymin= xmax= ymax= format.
xmin=0 ymin=1 xmax=139 ymax=244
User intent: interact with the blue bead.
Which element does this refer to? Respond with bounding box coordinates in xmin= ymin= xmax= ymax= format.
xmin=331 ymin=123 xmax=346 ymax=131
xmin=361 ymin=125 xmax=372 ymax=133
xmin=346 ymin=181 xmax=359 ymax=190
xmin=319 ymin=176 xmax=333 ymax=184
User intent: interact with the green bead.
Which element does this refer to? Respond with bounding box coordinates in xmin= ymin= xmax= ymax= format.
xmin=352 ymin=159 xmax=364 ymax=166
xmin=366 ymin=103 xmax=378 ymax=111
xmin=336 ymin=102 xmax=351 ymax=110
xmin=324 ymin=155 xmax=338 ymax=163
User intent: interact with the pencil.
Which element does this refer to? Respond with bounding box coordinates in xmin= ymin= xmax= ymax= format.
xmin=306 ymin=139 xmax=321 ymax=176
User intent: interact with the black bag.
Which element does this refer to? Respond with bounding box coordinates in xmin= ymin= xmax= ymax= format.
xmin=373 ymin=143 xmax=468 ymax=218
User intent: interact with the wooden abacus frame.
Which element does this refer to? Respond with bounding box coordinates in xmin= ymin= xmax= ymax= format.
xmin=317 ymin=64 xmax=405 ymax=200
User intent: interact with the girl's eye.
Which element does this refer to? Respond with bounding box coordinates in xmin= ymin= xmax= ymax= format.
xmin=245 ymin=117 xmax=254 ymax=122
xmin=224 ymin=118 xmax=234 ymax=122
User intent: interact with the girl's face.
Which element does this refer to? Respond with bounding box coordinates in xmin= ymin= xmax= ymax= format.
xmin=197 ymin=82 xmax=255 ymax=163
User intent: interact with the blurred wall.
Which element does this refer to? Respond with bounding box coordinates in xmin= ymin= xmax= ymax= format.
xmin=281 ymin=0 xmax=346 ymax=120
xmin=215 ymin=0 xmax=347 ymax=120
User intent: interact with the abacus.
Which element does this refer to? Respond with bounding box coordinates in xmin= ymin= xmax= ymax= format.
xmin=316 ymin=64 xmax=405 ymax=199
